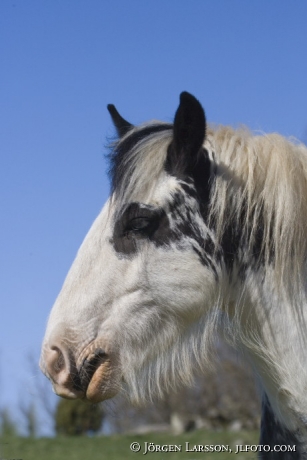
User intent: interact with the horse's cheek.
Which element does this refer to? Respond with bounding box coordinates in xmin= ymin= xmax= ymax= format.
xmin=146 ymin=247 xmax=211 ymax=314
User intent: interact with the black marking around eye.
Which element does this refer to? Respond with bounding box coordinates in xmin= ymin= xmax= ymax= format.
xmin=111 ymin=194 xmax=218 ymax=277
xmin=111 ymin=203 xmax=164 ymax=255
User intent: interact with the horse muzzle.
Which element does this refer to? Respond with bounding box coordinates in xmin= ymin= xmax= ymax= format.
xmin=40 ymin=340 xmax=120 ymax=403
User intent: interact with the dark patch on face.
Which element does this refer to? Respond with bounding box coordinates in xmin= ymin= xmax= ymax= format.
xmin=111 ymin=192 xmax=218 ymax=277
xmin=111 ymin=202 xmax=169 ymax=255
xmin=165 ymin=140 xmax=271 ymax=277
xmin=167 ymin=190 xmax=217 ymax=270
xmin=161 ymin=148 xmax=219 ymax=272
xmin=165 ymin=146 xmax=212 ymax=219
xmin=260 ymin=394 xmax=303 ymax=459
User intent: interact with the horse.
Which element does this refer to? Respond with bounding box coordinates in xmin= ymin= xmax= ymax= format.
xmin=40 ymin=92 xmax=307 ymax=458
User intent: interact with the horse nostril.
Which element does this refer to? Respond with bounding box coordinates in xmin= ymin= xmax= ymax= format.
xmin=43 ymin=343 xmax=74 ymax=387
xmin=41 ymin=343 xmax=108 ymax=399
xmin=50 ymin=346 xmax=65 ymax=373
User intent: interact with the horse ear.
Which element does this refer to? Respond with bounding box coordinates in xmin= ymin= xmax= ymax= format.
xmin=107 ymin=104 xmax=133 ymax=137
xmin=170 ymin=92 xmax=206 ymax=174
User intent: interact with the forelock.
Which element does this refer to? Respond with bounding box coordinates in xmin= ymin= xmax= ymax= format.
xmin=107 ymin=122 xmax=173 ymax=211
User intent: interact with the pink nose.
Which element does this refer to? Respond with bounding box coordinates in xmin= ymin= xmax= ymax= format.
xmin=40 ymin=343 xmax=84 ymax=399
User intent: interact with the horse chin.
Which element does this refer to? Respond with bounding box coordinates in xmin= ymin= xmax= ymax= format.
xmin=52 ymin=383 xmax=84 ymax=400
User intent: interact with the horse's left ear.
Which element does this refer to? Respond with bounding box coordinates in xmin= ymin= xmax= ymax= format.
xmin=169 ymin=92 xmax=206 ymax=175
xmin=107 ymin=104 xmax=133 ymax=137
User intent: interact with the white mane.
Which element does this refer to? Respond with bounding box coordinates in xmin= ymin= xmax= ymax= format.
xmin=208 ymin=125 xmax=307 ymax=297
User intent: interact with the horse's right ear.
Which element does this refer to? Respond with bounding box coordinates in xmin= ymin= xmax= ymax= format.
xmin=173 ymin=92 xmax=206 ymax=157
xmin=107 ymin=104 xmax=133 ymax=137
xmin=168 ymin=92 xmax=206 ymax=176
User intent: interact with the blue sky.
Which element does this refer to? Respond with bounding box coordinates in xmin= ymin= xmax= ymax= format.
xmin=1 ymin=0 xmax=307 ymax=434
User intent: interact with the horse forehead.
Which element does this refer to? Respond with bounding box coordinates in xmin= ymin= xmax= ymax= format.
xmin=149 ymin=174 xmax=182 ymax=206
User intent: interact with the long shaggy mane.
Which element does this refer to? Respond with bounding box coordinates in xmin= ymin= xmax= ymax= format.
xmin=208 ymin=126 xmax=307 ymax=296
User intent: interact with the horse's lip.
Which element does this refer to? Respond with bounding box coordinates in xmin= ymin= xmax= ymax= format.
xmin=78 ymin=348 xmax=119 ymax=403
xmin=85 ymin=359 xmax=113 ymax=403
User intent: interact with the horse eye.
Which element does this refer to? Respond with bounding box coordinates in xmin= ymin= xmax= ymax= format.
xmin=127 ymin=217 xmax=151 ymax=232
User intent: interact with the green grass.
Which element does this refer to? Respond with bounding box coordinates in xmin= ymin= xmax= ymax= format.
xmin=0 ymin=430 xmax=259 ymax=460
